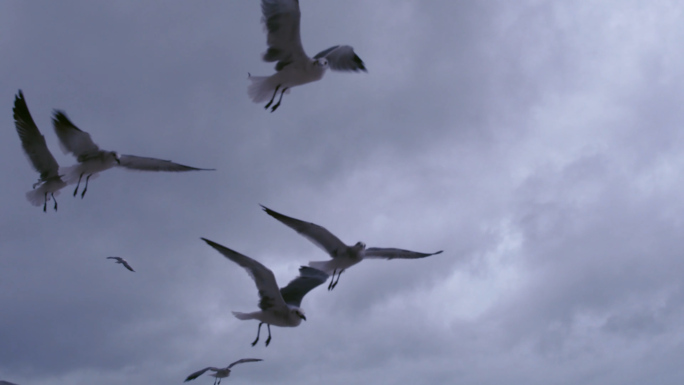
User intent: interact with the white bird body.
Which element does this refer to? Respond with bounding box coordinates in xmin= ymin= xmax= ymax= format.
xmin=13 ymin=90 xmax=67 ymax=212
xmin=261 ymin=205 xmax=443 ymax=290
xmin=231 ymin=308 xmax=302 ymax=328
xmin=250 ymin=0 xmax=366 ymax=111
xmin=201 ymin=238 xmax=328 ymax=346
xmin=248 ymin=61 xmax=325 ymax=103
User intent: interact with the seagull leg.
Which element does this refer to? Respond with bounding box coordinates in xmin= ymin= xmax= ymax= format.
xmin=43 ymin=191 xmax=48 ymax=212
xmin=52 ymin=192 xmax=58 ymax=211
xmin=265 ymin=323 xmax=272 ymax=346
xmin=270 ymin=87 xmax=288 ymax=112
xmin=330 ymin=269 xmax=344 ymax=291
xmin=251 ymin=322 xmax=264 ymax=346
xmin=80 ymin=174 xmax=92 ymax=198
xmin=264 ymin=85 xmax=281 ymax=109
xmin=73 ymin=173 xmax=84 ymax=196
xmin=328 ymin=269 xmax=337 ymax=290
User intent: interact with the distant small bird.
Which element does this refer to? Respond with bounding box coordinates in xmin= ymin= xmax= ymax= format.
xmin=106 ymin=256 xmax=135 ymax=272
xmin=51 ymin=111 xmax=214 ymax=198
xmin=201 ymin=238 xmax=329 ymax=346
xmin=184 ymin=358 xmax=263 ymax=385
xmin=12 ymin=90 xmax=67 ymax=212
xmin=248 ymin=0 xmax=367 ymax=112
xmin=261 ymin=205 xmax=443 ymax=290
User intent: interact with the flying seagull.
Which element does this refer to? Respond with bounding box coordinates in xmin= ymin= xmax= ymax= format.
xmin=248 ymin=0 xmax=367 ymax=112
xmin=201 ymin=238 xmax=329 ymax=346
xmin=106 ymin=256 xmax=135 ymax=272
xmin=12 ymin=90 xmax=67 ymax=212
xmin=261 ymin=205 xmax=443 ymax=290
xmin=51 ymin=111 xmax=214 ymax=198
xmin=184 ymin=358 xmax=263 ymax=385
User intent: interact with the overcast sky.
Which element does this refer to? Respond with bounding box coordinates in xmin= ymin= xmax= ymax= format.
xmin=2 ymin=1 xmax=684 ymax=384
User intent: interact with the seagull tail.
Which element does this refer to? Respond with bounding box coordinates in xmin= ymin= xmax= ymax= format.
xmin=25 ymin=188 xmax=49 ymax=207
xmin=247 ymin=74 xmax=277 ymax=103
xmin=232 ymin=311 xmax=253 ymax=321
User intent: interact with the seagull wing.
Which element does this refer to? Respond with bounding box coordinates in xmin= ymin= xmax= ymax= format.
xmin=106 ymin=256 xmax=122 ymax=261
xmin=117 ymin=155 xmax=214 ymax=172
xmin=52 ymin=110 xmax=101 ymax=160
xmin=279 ymin=266 xmax=328 ymax=308
xmin=227 ymin=358 xmax=264 ymax=369
xmin=121 ymin=260 xmax=135 ymax=272
xmin=314 ymin=45 xmax=367 ymax=72
xmin=184 ymin=367 xmax=217 ymax=382
xmin=202 ymin=238 xmax=287 ymax=311
xmin=261 ymin=205 xmax=347 ymax=258
xmin=13 ymin=91 xmax=61 ymax=181
xmin=364 ymin=248 xmax=443 ymax=260
xmin=261 ymin=0 xmax=308 ymax=70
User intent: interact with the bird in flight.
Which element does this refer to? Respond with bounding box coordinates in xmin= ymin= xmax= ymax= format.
xmin=12 ymin=90 xmax=67 ymax=212
xmin=248 ymin=0 xmax=367 ymax=112
xmin=184 ymin=358 xmax=263 ymax=385
xmin=201 ymin=238 xmax=328 ymax=346
xmin=261 ymin=205 xmax=443 ymax=290
xmin=106 ymin=256 xmax=135 ymax=272
xmin=51 ymin=110 xmax=213 ymax=198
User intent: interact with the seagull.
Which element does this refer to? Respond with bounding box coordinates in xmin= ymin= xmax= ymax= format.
xmin=12 ymin=90 xmax=67 ymax=212
xmin=248 ymin=0 xmax=367 ymax=112
xmin=51 ymin=111 xmax=214 ymax=198
xmin=106 ymin=256 xmax=135 ymax=272
xmin=201 ymin=238 xmax=329 ymax=346
xmin=261 ymin=205 xmax=443 ymax=290
xmin=184 ymin=358 xmax=263 ymax=385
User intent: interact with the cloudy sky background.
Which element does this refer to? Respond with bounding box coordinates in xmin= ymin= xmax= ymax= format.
xmin=2 ymin=1 xmax=684 ymax=384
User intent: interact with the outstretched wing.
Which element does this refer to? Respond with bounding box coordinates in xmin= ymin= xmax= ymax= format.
xmin=314 ymin=45 xmax=366 ymax=72
xmin=13 ymin=90 xmax=60 ymax=181
xmin=184 ymin=367 xmax=217 ymax=382
xmin=227 ymin=358 xmax=264 ymax=369
xmin=118 ymin=155 xmax=214 ymax=172
xmin=201 ymin=238 xmax=287 ymax=311
xmin=261 ymin=205 xmax=348 ymax=258
xmin=52 ymin=110 xmax=101 ymax=160
xmin=279 ymin=266 xmax=328 ymax=307
xmin=121 ymin=260 xmax=135 ymax=272
xmin=260 ymin=0 xmax=308 ymax=70
xmin=364 ymin=248 xmax=443 ymax=260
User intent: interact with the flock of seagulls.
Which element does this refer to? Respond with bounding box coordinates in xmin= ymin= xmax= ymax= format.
xmin=6 ymin=1 xmax=438 ymax=384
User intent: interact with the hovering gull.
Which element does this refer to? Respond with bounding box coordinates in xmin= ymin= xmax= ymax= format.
xmin=248 ymin=0 xmax=367 ymax=112
xmin=184 ymin=358 xmax=263 ymax=385
xmin=52 ymin=111 xmax=214 ymax=198
xmin=261 ymin=205 xmax=443 ymax=290
xmin=106 ymin=256 xmax=135 ymax=272
xmin=12 ymin=90 xmax=67 ymax=212
xmin=201 ymin=238 xmax=328 ymax=346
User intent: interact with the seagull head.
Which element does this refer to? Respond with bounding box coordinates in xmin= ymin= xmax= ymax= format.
xmin=314 ymin=58 xmax=329 ymax=68
xmin=353 ymin=242 xmax=366 ymax=252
